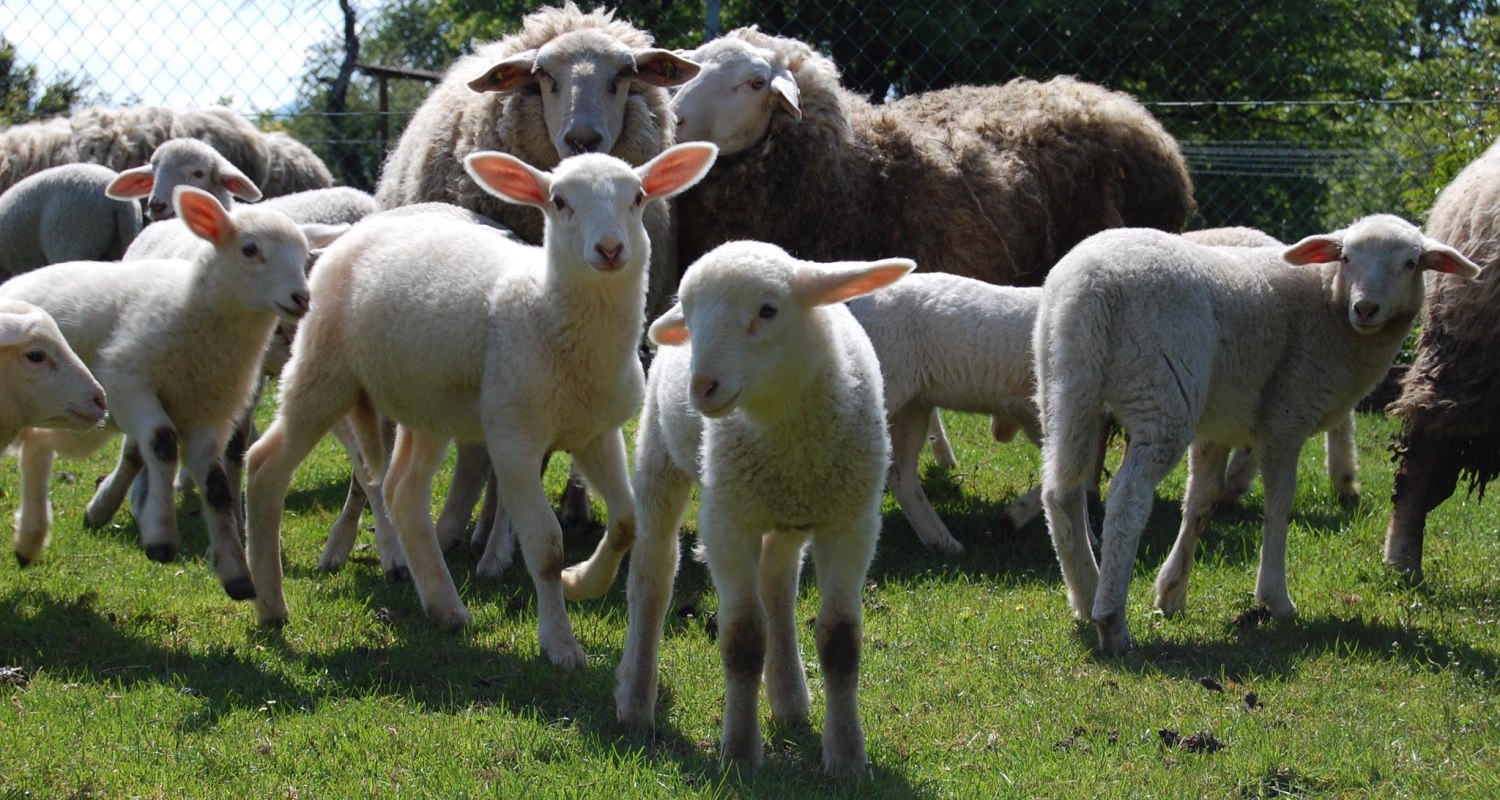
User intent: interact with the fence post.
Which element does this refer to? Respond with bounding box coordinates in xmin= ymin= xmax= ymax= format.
xmin=705 ymin=0 xmax=720 ymax=42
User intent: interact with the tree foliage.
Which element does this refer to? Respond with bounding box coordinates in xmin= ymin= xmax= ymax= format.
xmin=0 ymin=36 xmax=88 ymax=126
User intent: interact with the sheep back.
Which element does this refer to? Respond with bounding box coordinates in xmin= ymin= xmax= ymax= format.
xmin=260 ymin=132 xmax=335 ymax=197
xmin=0 ymin=163 xmax=143 ymax=277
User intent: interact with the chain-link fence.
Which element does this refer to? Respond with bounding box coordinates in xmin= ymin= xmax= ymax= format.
xmin=5 ymin=1 xmax=1497 ymax=241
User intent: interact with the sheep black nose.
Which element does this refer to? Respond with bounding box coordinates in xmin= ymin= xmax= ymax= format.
xmin=564 ymin=127 xmax=604 ymax=154
xmin=148 ymin=200 xmax=171 ymax=220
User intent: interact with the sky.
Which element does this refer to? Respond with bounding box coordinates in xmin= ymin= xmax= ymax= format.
xmin=4 ymin=0 xmax=356 ymax=114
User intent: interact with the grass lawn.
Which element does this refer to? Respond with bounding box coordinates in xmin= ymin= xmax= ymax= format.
xmin=1 ymin=406 xmax=1497 ymax=798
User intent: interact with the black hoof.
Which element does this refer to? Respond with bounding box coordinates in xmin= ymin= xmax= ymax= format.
xmin=82 ymin=514 xmax=105 ymax=530
xmin=144 ymin=543 xmax=178 ymax=563
xmin=385 ymin=566 xmax=411 ymax=584
xmin=15 ymin=552 xmax=31 ymax=568
xmin=222 ymin=576 xmax=257 ymax=601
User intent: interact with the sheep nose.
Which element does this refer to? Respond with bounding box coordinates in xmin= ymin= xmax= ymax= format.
xmin=691 ymin=375 xmax=720 ymax=405
xmin=289 ymin=291 xmax=311 ymax=316
xmin=92 ymin=392 xmax=108 ymax=414
xmin=148 ymin=200 xmax=172 ymax=220
xmin=674 ymin=113 xmax=686 ymax=129
xmin=1353 ymin=300 xmax=1380 ymax=322
xmin=564 ymin=127 xmax=604 ymax=154
xmin=595 ymin=240 xmax=624 ymax=266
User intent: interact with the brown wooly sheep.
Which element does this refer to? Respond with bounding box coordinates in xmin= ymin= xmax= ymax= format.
xmin=670 ymin=27 xmax=1196 ymax=284
xmin=1384 ymin=138 xmax=1500 ymax=583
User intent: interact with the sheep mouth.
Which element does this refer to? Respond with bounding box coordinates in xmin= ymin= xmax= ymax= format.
xmin=276 ymin=302 xmax=309 ymax=320
xmin=64 ymin=407 xmax=108 ymax=429
xmin=694 ymin=390 xmax=740 ymax=417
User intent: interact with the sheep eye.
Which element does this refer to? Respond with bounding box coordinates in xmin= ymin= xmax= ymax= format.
xmin=192 ymin=170 xmax=205 ymax=179
xmin=749 ymin=77 xmax=767 ymax=91
xmin=758 ymin=302 xmax=778 ymax=320
xmin=25 ymin=349 xmax=45 ymax=364
xmin=1405 ymin=258 xmax=1418 ymax=271
xmin=553 ymin=196 xmax=569 ymax=212
xmin=242 ymin=242 xmax=260 ymax=258
xmin=634 ymin=191 xmax=645 ymax=207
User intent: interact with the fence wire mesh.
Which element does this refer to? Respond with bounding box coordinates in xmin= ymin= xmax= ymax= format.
xmin=4 ymin=1 xmax=1497 ymax=241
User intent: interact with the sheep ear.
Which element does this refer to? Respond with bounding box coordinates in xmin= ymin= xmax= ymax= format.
xmin=301 ymin=222 xmax=350 ymax=250
xmin=639 ymin=143 xmax=719 ymax=200
xmin=0 ymin=312 xmax=38 ymax=348
xmin=1420 ymin=239 xmax=1482 ymax=279
xmin=465 ymin=151 xmax=552 ymax=207
xmin=1283 ymin=234 xmax=1343 ymax=265
xmin=105 ymin=165 xmax=156 ymax=200
xmin=217 ymin=166 xmax=263 ymax=203
xmin=649 ymin=304 xmax=690 ymax=346
xmin=467 ymin=51 xmax=539 ymax=93
xmin=771 ymin=70 xmax=802 ymax=121
xmin=791 ymin=258 xmax=916 ymax=306
xmin=176 ymin=186 xmax=236 ymax=246
xmin=634 ymin=48 xmax=700 ymax=87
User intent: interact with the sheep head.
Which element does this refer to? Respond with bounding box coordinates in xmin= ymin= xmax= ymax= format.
xmin=670 ymin=35 xmax=803 ymax=157
xmin=0 ymin=300 xmax=106 ymax=431
xmin=107 ymin=138 xmax=261 ymax=222
xmin=174 ymin=187 xmax=312 ymax=323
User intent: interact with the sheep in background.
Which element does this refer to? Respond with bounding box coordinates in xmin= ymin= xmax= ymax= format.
xmin=243 ymin=144 xmax=717 ymax=669
xmin=1036 ymin=216 xmax=1481 ymax=651
xmin=0 ymin=300 xmax=107 ymax=453
xmin=259 ymin=132 xmax=336 ymax=197
xmin=0 ymin=164 xmax=143 ymax=278
xmin=1385 ymin=139 xmax=1500 ymax=583
xmin=0 ymin=187 xmax=311 ymax=594
xmin=105 ymin=138 xmax=263 ymax=221
xmin=607 ymin=242 xmax=909 ymax=778
xmin=669 ymin=28 xmax=1194 ymax=283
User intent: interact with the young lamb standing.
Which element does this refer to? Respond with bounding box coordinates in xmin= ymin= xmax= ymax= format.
xmin=243 ymin=143 xmax=718 ymax=669
xmin=0 ymin=187 xmax=311 ymax=593
xmin=0 ymin=164 xmax=143 ymax=278
xmin=607 ymin=241 xmax=910 ymax=778
xmin=0 ymin=300 xmax=107 ymax=452
xmin=1035 ymin=216 xmax=1480 ymax=651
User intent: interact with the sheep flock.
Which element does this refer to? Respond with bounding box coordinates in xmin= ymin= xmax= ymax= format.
xmin=1 ymin=1 xmax=1494 ymax=780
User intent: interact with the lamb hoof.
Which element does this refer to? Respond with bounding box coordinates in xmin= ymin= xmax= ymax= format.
xmin=222 ymin=576 xmax=257 ymax=601
xmin=82 ymin=509 xmax=109 ymax=530
xmin=384 ymin=565 xmax=411 ymax=584
xmin=1336 ymin=490 xmax=1360 ymax=509
xmin=543 ymin=639 xmax=588 ymax=671
xmin=821 ymin=752 xmax=869 ymax=781
xmin=428 ymin=605 xmax=471 ymax=633
xmin=15 ymin=552 xmax=31 ymax=568
xmin=145 ymin=543 xmax=178 ymax=563
xmin=1093 ymin=612 xmax=1132 ymax=652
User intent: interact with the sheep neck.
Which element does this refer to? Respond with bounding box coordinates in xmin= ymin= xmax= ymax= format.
xmin=537 ymin=249 xmax=648 ymax=366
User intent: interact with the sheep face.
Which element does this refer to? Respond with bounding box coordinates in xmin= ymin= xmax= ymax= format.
xmin=467 ymin=29 xmax=700 ymax=159
xmin=670 ymin=37 xmax=802 ymax=157
xmin=1284 ymin=214 xmax=1480 ymax=335
xmin=174 ymin=187 xmax=311 ymax=322
xmin=650 ymin=242 xmax=912 ymax=418
xmin=0 ymin=302 xmax=107 ymax=430
xmin=466 ymin=142 xmax=717 ymax=274
xmin=107 ymin=139 xmax=262 ymax=221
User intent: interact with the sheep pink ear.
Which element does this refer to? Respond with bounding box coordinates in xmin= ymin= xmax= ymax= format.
xmin=467 ymin=51 xmax=539 ymax=93
xmin=649 ymin=304 xmax=690 ymax=346
xmin=634 ymin=49 xmax=700 ymax=87
xmin=639 ymin=143 xmax=719 ymax=200
xmin=1420 ymin=240 xmax=1482 ymax=279
xmin=771 ymin=70 xmax=802 ymax=121
xmin=175 ymin=186 xmax=236 ymax=246
xmin=218 ymin=167 xmax=263 ymax=203
xmin=791 ymin=258 xmax=916 ymax=306
xmin=1283 ymin=235 xmax=1343 ymax=265
xmin=105 ymin=165 xmax=155 ymax=200
xmin=465 ymin=152 xmax=552 ymax=207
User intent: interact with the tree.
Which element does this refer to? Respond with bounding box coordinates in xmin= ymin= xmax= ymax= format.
xmin=0 ymin=36 xmax=88 ymax=125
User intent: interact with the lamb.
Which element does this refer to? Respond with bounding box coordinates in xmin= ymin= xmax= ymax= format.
xmin=0 ymin=164 xmax=143 ymax=278
xmin=845 ymin=274 xmax=1043 ymax=552
xmin=603 ymin=241 xmax=909 ymax=777
xmin=0 ymin=300 xmax=108 ymax=452
xmin=105 ymin=138 xmax=263 ymax=221
xmin=0 ymin=187 xmax=311 ymax=594
xmin=1035 ymin=215 xmax=1481 ymax=651
xmin=242 ymin=143 xmax=718 ymax=669
xmin=258 ymin=132 xmax=336 ymax=197
xmin=1385 ymin=139 xmax=1500 ymax=583
xmin=374 ymin=1 xmax=700 ymax=323
xmin=668 ymin=28 xmax=1194 ymax=283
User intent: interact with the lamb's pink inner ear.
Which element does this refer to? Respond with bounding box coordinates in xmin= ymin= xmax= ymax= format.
xmin=1421 ymin=243 xmax=1482 ymax=278
xmin=466 ymin=154 xmax=549 ymax=206
xmin=105 ymin=168 xmax=155 ymax=200
xmin=177 ymin=189 xmax=233 ymax=246
xmin=634 ymin=49 xmax=700 ymax=87
xmin=467 ymin=52 xmax=538 ymax=93
xmin=1283 ymin=236 xmax=1342 ymax=265
xmin=641 ymin=143 xmax=718 ymax=199
xmin=220 ymin=173 xmax=262 ymax=202
xmin=648 ymin=307 xmax=690 ymax=345
xmin=794 ymin=259 xmax=916 ymax=306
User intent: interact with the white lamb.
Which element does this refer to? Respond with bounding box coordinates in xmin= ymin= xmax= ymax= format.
xmin=845 ymin=274 xmax=1043 ymax=552
xmin=1035 ymin=215 xmax=1481 ymax=651
xmin=242 ymin=143 xmax=719 ymax=670
xmin=604 ymin=241 xmax=910 ymax=778
xmin=0 ymin=300 xmax=107 ymax=453
xmin=0 ymin=187 xmax=311 ymax=594
xmin=107 ymin=138 xmax=262 ymax=222
xmin=0 ymin=164 xmax=143 ymax=278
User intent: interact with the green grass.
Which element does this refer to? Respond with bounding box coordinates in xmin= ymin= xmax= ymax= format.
xmin=1 ymin=407 xmax=1497 ymax=798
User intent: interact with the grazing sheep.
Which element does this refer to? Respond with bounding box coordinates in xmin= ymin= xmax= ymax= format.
xmin=1035 ymin=216 xmax=1480 ymax=651
xmin=669 ymin=28 xmax=1194 ymax=283
xmin=0 ymin=187 xmax=311 ymax=594
xmin=258 ymin=132 xmax=335 ymax=197
xmin=0 ymin=164 xmax=143 ymax=278
xmin=845 ymin=273 xmax=1043 ymax=552
xmin=243 ymin=144 xmax=717 ymax=670
xmin=374 ymin=1 xmax=699 ymax=322
xmin=106 ymin=138 xmax=263 ymax=221
xmin=606 ymin=241 xmax=909 ymax=777
xmin=0 ymin=300 xmax=107 ymax=453
xmin=1385 ymin=140 xmax=1500 ymax=583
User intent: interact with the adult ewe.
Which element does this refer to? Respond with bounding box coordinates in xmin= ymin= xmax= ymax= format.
xmin=1385 ymin=140 xmax=1500 ymax=583
xmin=669 ymin=27 xmax=1194 ymax=282
xmin=1036 ymin=216 xmax=1480 ymax=651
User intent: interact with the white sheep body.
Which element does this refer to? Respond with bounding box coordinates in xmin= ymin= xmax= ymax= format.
xmin=1035 ymin=216 xmax=1481 ymax=651
xmin=610 ymin=241 xmax=910 ymax=778
xmin=0 ymin=164 xmax=142 ymax=278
